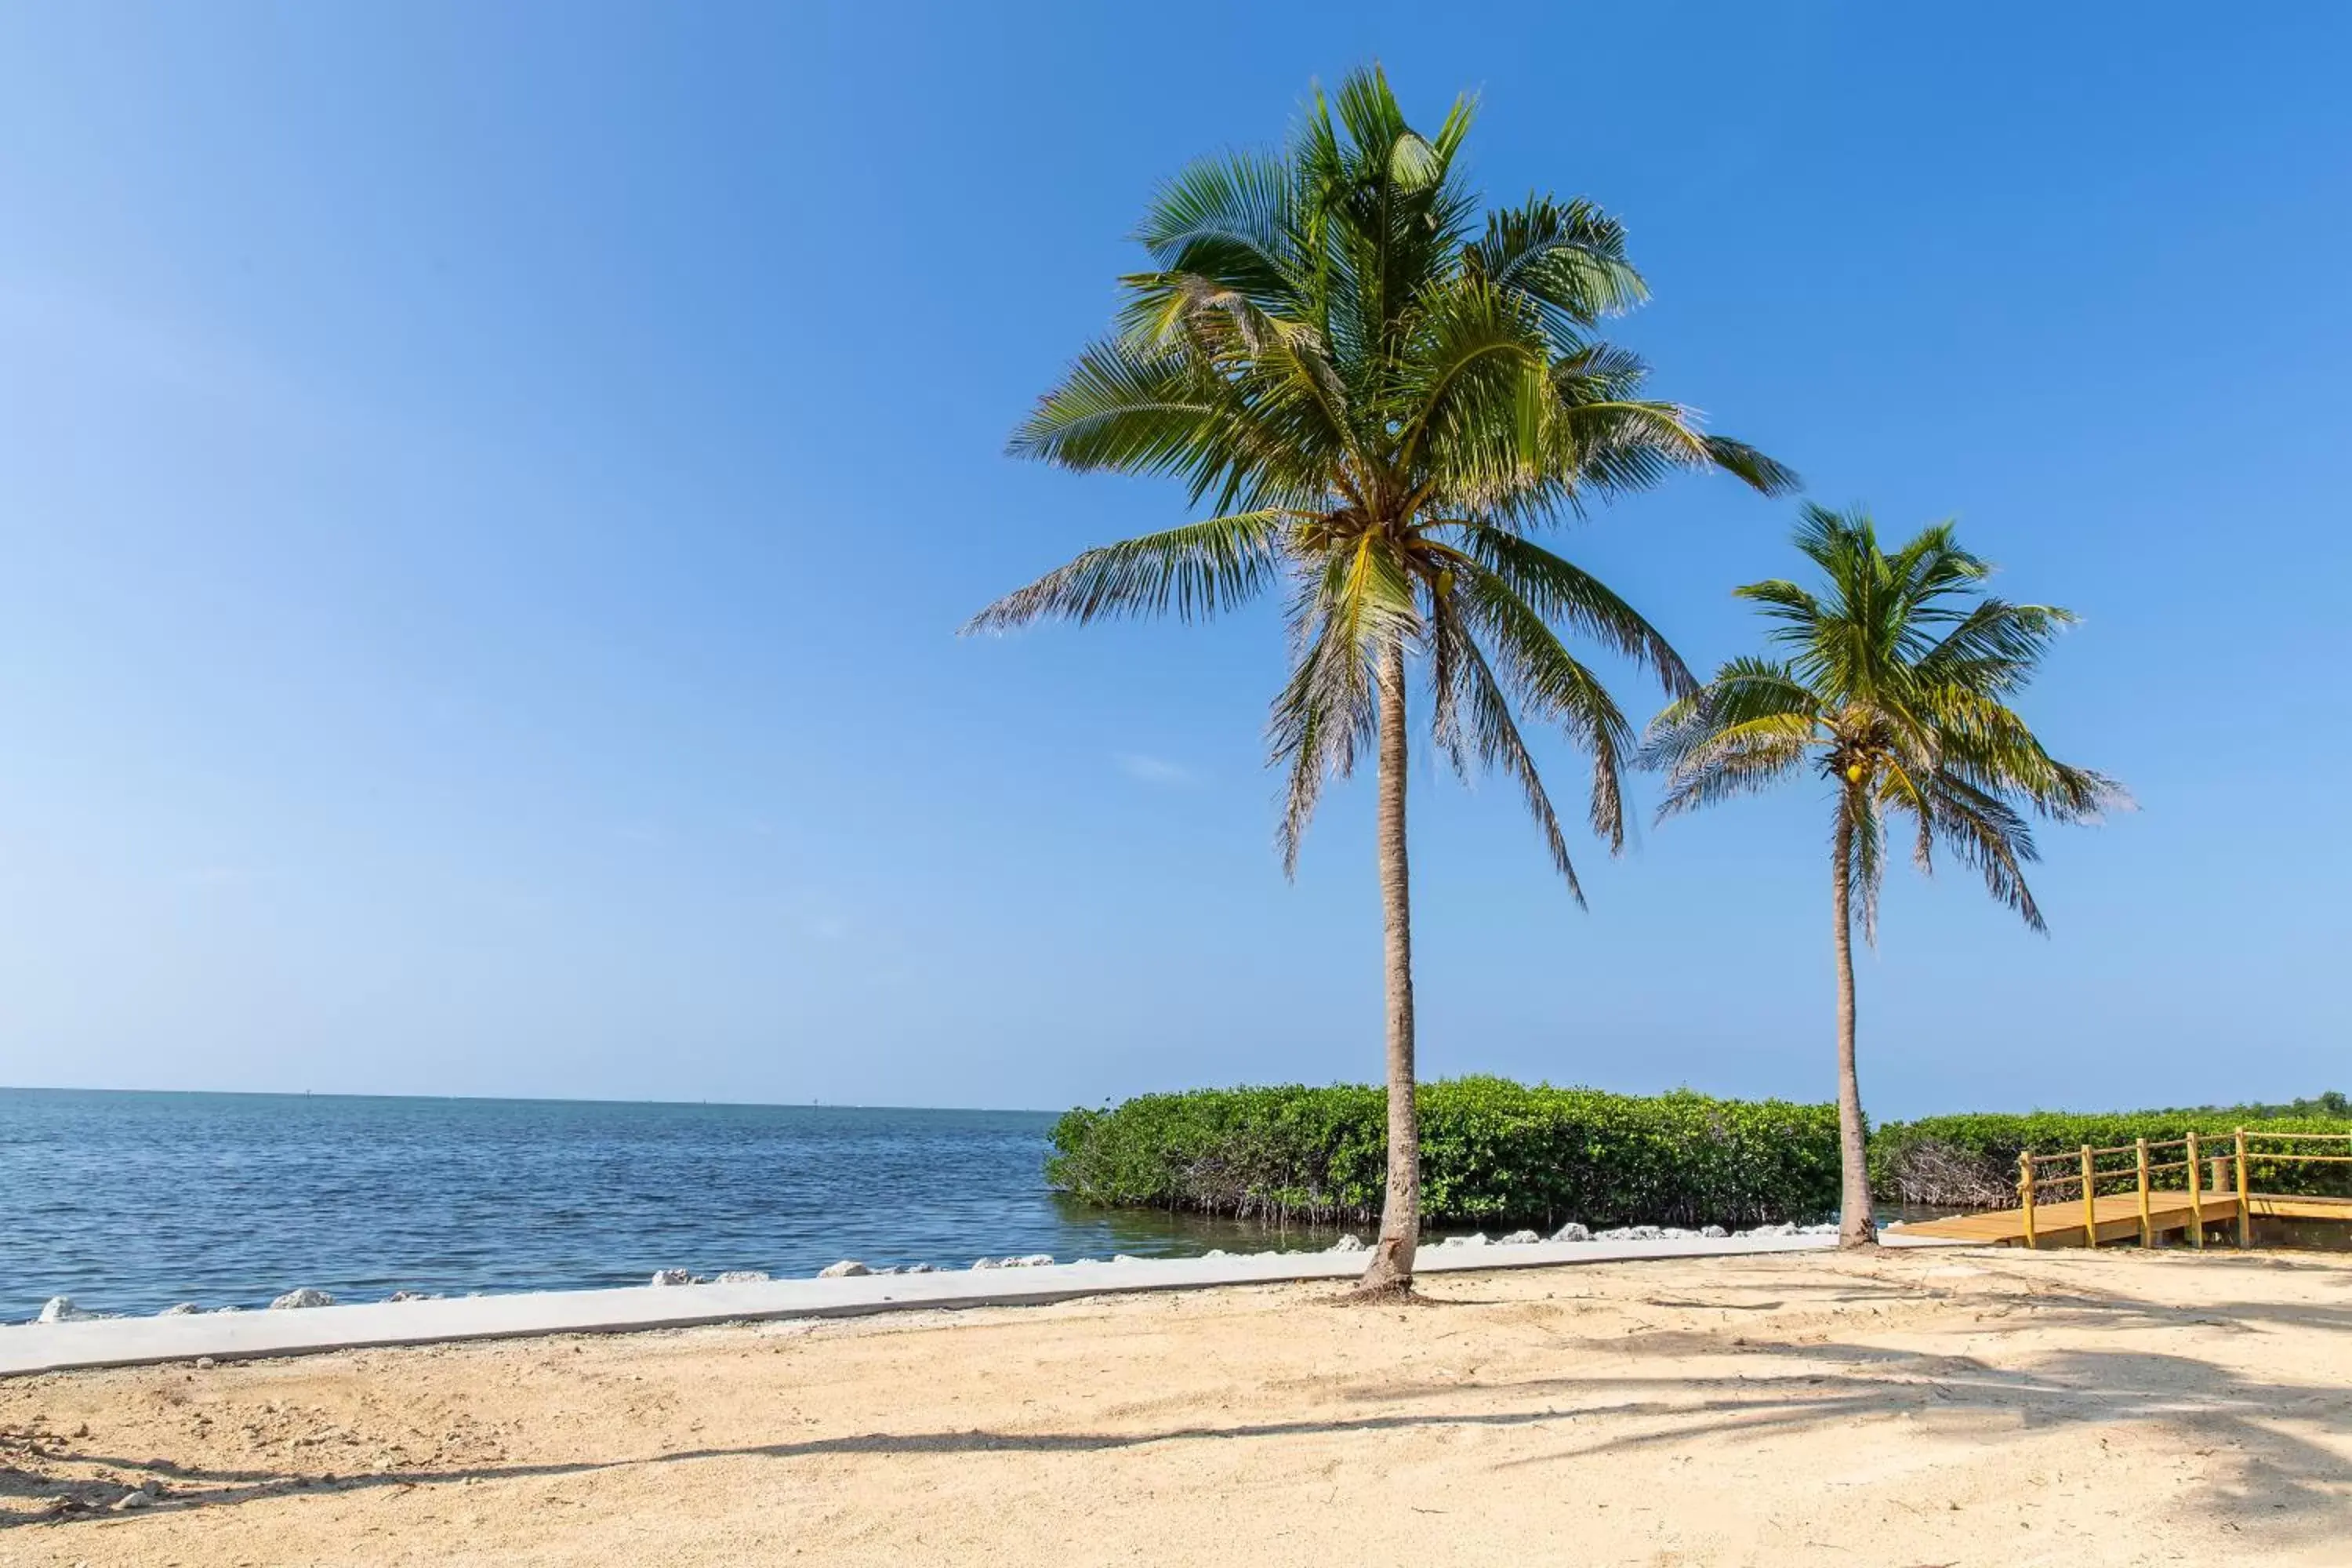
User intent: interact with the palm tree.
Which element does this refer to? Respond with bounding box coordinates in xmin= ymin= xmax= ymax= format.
xmin=1643 ymin=506 xmax=2123 ymax=1247
xmin=967 ymin=66 xmax=1795 ymax=1296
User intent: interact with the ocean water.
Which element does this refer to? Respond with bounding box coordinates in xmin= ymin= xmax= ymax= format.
xmin=0 ymin=1088 xmax=1316 ymax=1319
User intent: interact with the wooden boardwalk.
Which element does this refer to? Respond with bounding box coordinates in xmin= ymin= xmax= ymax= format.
xmin=1896 ymin=1122 xmax=2352 ymax=1250
xmin=1901 ymin=1189 xmax=2241 ymax=1247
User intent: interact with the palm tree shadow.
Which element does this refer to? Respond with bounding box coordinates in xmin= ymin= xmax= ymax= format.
xmin=12 ymin=1267 xmax=2350 ymax=1550
xmin=1471 ymin=1342 xmax=2350 ymax=1547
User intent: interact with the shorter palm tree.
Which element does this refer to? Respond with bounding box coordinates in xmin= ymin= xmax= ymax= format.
xmin=1643 ymin=506 xmax=2124 ymax=1246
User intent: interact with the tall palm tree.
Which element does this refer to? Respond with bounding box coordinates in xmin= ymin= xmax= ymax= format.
xmin=1643 ymin=506 xmax=2123 ymax=1247
xmin=967 ymin=67 xmax=1794 ymax=1296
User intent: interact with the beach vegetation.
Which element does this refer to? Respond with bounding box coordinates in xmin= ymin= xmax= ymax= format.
xmin=1051 ymin=1083 xmax=2352 ymax=1224
xmin=1643 ymin=507 xmax=2124 ymax=1247
xmin=969 ymin=66 xmax=1791 ymax=1296
xmin=1049 ymin=1078 xmax=1842 ymax=1229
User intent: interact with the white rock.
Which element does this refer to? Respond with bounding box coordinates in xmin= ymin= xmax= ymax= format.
xmin=1497 ymin=1229 xmax=1541 ymax=1245
xmin=1659 ymin=1227 xmax=1697 ymax=1240
xmin=971 ymin=1258 xmax=1000 ymax=1270
xmin=1802 ymin=1222 xmax=1838 ymax=1236
xmin=383 ymin=1290 xmax=440 ymax=1303
xmin=112 ymin=1487 xmax=154 ymax=1511
xmin=713 ymin=1270 xmax=771 ymax=1284
xmin=36 ymin=1295 xmax=93 ymax=1324
xmin=649 ymin=1269 xmax=695 ymax=1287
xmin=1439 ymin=1232 xmax=1490 ymax=1250
xmin=1327 ymin=1234 xmax=1368 ymax=1254
xmin=1700 ymin=1225 xmax=1728 ymax=1239
xmin=1550 ymin=1222 xmax=1592 ymax=1243
xmin=903 ymin=1262 xmax=939 ymax=1273
xmin=194 ymin=1356 xmax=216 ymax=1370
xmin=1202 ymin=1249 xmax=1231 ymax=1259
xmin=161 ymin=1302 xmax=204 ymax=1316
xmin=818 ymin=1260 xmax=870 ymax=1278
xmin=1073 ymin=1258 xmax=1102 ymax=1265
xmin=1112 ymin=1253 xmax=1147 ymax=1263
xmin=270 ymin=1288 xmax=334 ymax=1310
xmin=1011 ymin=1254 xmax=1054 ymax=1268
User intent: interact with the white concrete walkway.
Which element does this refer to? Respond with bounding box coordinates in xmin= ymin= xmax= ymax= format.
xmin=0 ymin=1231 xmax=1962 ymax=1377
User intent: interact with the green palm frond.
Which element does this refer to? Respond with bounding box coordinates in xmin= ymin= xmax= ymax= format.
xmin=1650 ymin=506 xmax=2118 ymax=942
xmin=1464 ymin=194 xmax=1647 ymax=346
xmin=1452 ymin=565 xmax=1635 ymax=851
xmin=1538 ymin=400 xmax=1802 ymax=512
xmin=963 ymin=511 xmax=1294 ymax=631
xmin=1270 ymin=535 xmax=1421 ymax=873
xmin=1006 ymin=339 xmax=1258 ymax=502
xmin=1925 ymin=771 xmax=2046 ymax=932
xmin=1429 ymin=595 xmax=1584 ymax=902
xmin=1126 ymin=150 xmax=1300 ymax=318
xmin=1914 ymin=597 xmax=2078 ymax=692
xmin=976 ymin=64 xmax=1791 ymax=884
xmin=1644 ymin=657 xmax=1817 ymax=818
xmin=1844 ymin=789 xmax=1886 ymax=945
xmin=1450 ymin=523 xmax=1694 ymax=694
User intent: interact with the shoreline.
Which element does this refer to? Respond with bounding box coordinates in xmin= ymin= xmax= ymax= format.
xmin=0 ymin=1230 xmax=1958 ymax=1377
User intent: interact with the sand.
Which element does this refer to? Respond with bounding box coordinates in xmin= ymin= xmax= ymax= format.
xmin=2 ymin=1246 xmax=2347 ymax=1565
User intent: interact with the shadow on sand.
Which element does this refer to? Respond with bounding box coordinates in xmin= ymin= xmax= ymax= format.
xmin=5 ymin=1254 xmax=2347 ymax=1551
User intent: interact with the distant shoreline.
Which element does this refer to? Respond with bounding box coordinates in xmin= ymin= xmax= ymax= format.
xmin=0 ymin=1083 xmax=1062 ymax=1117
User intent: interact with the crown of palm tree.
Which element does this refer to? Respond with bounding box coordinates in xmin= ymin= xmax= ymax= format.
xmin=967 ymin=65 xmax=1795 ymax=895
xmin=1644 ymin=503 xmax=2126 ymax=937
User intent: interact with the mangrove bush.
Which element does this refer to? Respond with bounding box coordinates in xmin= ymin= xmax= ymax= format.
xmin=1047 ymin=1077 xmax=1843 ymax=1230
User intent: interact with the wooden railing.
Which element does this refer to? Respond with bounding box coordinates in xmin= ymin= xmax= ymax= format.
xmin=2013 ymin=1128 xmax=2352 ymax=1250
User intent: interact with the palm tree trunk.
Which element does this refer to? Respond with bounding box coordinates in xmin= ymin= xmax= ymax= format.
xmin=1357 ymin=635 xmax=1420 ymax=1296
xmin=1831 ymin=796 xmax=1877 ymax=1248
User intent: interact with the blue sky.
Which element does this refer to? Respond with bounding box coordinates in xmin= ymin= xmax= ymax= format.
xmin=1 ymin=4 xmax=2344 ymax=1116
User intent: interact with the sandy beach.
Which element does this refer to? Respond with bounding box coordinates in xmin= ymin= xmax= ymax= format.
xmin=3 ymin=1246 xmax=2347 ymax=1566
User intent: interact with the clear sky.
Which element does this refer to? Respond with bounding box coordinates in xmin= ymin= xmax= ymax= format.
xmin=2 ymin=4 xmax=2344 ymax=1116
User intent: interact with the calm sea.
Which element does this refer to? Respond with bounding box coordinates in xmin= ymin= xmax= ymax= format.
xmin=0 ymin=1088 xmax=1304 ymax=1319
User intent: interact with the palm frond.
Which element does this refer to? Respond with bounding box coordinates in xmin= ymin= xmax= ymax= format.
xmin=1007 ymin=339 xmax=1262 ymax=503
xmin=1924 ymin=771 xmax=2046 ymax=933
xmin=1644 ymin=656 xmax=1817 ymax=819
xmin=1391 ymin=277 xmax=1548 ymax=488
xmin=1842 ymin=789 xmax=1886 ymax=946
xmin=1127 ymin=149 xmax=1299 ymax=316
xmin=1541 ymin=399 xmax=1801 ymax=511
xmin=983 ymin=66 xmax=1802 ymax=914
xmin=1657 ymin=506 xmax=2118 ymax=938
xmin=1452 ymin=564 xmax=1635 ymax=851
xmin=963 ymin=511 xmax=1294 ymax=632
xmin=1450 ymin=523 xmax=1693 ymax=694
xmin=1269 ymin=535 xmax=1420 ymax=872
xmin=1914 ymin=597 xmax=2078 ymax=694
xmin=1428 ymin=597 xmax=1584 ymax=902
xmin=1463 ymin=194 xmax=1646 ymax=345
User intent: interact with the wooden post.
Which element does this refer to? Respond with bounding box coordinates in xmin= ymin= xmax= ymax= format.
xmin=2136 ymin=1138 xmax=2153 ymax=1247
xmin=2234 ymin=1127 xmax=2252 ymax=1248
xmin=2186 ymin=1131 xmax=2204 ymax=1250
xmin=2019 ymin=1151 xmax=2038 ymax=1249
xmin=2081 ymin=1145 xmax=2098 ymax=1249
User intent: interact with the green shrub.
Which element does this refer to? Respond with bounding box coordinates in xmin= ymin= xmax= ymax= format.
xmin=1871 ymin=1110 xmax=2352 ymax=1206
xmin=1047 ymin=1076 xmax=1842 ymax=1229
